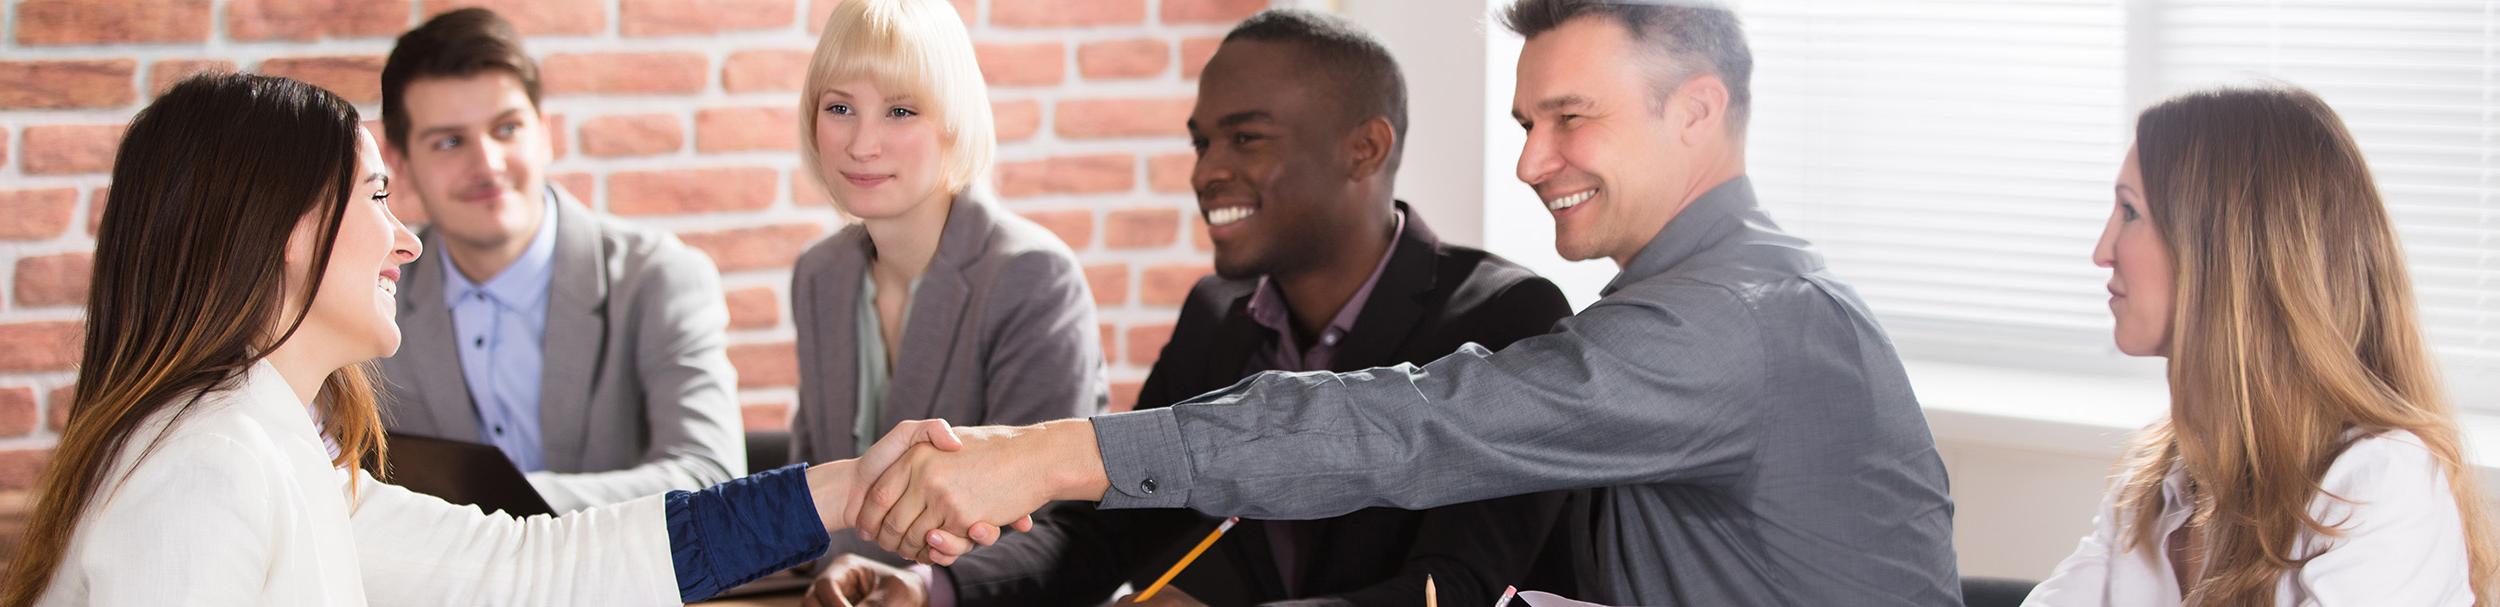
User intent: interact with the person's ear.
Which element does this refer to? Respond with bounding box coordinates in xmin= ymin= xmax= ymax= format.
xmin=275 ymin=211 xmax=323 ymax=316
xmin=1345 ymin=116 xmax=1396 ymax=182
xmin=1671 ymin=74 xmax=1731 ymax=147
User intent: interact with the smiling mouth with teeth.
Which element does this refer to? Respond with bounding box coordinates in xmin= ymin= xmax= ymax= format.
xmin=1205 ymin=206 xmax=1257 ymax=227
xmin=1546 ymin=189 xmax=1597 ymax=212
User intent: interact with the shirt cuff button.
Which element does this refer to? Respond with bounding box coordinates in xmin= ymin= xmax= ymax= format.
xmin=1139 ymin=478 xmax=1158 ymax=494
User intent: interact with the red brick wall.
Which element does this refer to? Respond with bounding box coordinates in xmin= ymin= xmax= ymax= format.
xmin=0 ymin=0 xmax=1280 ymax=489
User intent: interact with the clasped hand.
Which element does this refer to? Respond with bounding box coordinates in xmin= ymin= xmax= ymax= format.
xmin=823 ymin=418 xmax=1106 ymax=565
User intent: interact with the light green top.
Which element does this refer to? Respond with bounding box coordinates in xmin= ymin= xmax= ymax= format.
xmin=852 ymin=273 xmax=915 ymax=456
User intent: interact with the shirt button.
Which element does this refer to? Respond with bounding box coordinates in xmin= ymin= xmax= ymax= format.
xmin=1139 ymin=478 xmax=1158 ymax=494
xmin=1321 ymin=334 xmax=1340 ymax=346
xmin=493 ymin=425 xmax=505 ymax=435
xmin=474 ymin=337 xmax=485 ymax=348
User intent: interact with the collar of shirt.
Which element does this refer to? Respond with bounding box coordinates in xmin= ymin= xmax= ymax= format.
xmin=441 ymin=188 xmax=562 ymax=311
xmin=1244 ymin=207 xmax=1407 ymax=369
xmin=298 ymin=388 xmax=341 ymax=462
xmin=1603 ymin=176 xmax=1758 ymax=296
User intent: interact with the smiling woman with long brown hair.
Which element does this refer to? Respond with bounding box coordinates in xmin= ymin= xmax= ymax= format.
xmin=0 ymin=72 xmax=950 ymax=607
xmin=2028 ymin=84 xmax=2495 ymax=605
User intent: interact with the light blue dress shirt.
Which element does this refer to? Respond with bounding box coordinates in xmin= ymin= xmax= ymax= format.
xmin=443 ymin=194 xmax=560 ymax=472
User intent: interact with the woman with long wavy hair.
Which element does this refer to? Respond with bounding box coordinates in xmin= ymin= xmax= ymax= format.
xmin=2026 ymin=84 xmax=2495 ymax=605
xmin=0 ymin=73 xmax=965 ymax=606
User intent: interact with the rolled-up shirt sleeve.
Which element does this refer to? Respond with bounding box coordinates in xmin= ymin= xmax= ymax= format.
xmin=1092 ymin=279 xmax=1769 ymax=520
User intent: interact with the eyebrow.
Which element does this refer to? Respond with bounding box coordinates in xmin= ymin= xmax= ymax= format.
xmin=824 ymin=89 xmax=914 ymax=105
xmin=2115 ymin=184 xmax=2139 ymax=200
xmin=1511 ymin=95 xmax=1593 ymax=123
xmin=1537 ymin=95 xmax=1594 ymax=113
xmin=1216 ymin=111 xmax=1272 ymax=129
xmin=414 ymin=107 xmax=526 ymax=141
xmin=1186 ymin=110 xmax=1273 ymax=134
xmin=366 ymin=173 xmax=389 ymax=186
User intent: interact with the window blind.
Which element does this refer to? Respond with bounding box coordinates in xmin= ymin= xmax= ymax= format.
xmin=1738 ymin=0 xmax=2497 ymax=402
xmin=2146 ymin=0 xmax=2499 ymax=401
xmin=1741 ymin=0 xmax=2137 ymax=369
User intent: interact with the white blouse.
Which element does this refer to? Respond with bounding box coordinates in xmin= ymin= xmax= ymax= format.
xmin=2025 ymin=430 xmax=2474 ymax=606
xmin=38 ymin=361 xmax=683 ymax=606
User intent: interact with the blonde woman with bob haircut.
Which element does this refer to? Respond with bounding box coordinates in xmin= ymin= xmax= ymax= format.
xmin=2027 ymin=84 xmax=2496 ymax=605
xmin=786 ymin=0 xmax=1107 ymax=601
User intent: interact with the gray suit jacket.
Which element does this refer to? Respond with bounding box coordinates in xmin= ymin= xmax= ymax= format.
xmin=790 ymin=192 xmax=1107 ymax=561
xmin=378 ymin=186 xmax=747 ymax=513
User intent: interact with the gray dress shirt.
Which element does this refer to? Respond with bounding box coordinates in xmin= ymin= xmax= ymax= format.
xmin=1089 ymin=177 xmax=1961 ymax=606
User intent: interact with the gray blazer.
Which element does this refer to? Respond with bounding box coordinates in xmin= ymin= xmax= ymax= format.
xmin=378 ymin=187 xmax=747 ymax=513
xmin=790 ymin=192 xmax=1106 ymax=559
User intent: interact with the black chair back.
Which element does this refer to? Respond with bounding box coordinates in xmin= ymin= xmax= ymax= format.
xmin=1962 ymin=576 xmax=2039 ymax=607
xmin=745 ymin=430 xmax=793 ymax=471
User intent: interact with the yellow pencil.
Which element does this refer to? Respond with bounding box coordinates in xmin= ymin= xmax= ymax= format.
xmin=1135 ymin=517 xmax=1239 ymax=602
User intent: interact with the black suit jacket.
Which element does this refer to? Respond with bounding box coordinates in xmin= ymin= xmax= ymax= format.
xmin=945 ymin=204 xmax=1578 ymax=606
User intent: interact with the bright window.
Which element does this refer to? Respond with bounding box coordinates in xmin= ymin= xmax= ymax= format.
xmin=1736 ymin=0 xmax=2499 ymax=403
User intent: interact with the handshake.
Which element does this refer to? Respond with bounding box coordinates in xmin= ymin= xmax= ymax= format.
xmin=813 ymin=418 xmax=1114 ymax=564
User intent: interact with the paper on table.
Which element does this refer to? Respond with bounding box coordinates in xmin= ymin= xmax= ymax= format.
xmin=1518 ymin=590 xmax=1617 ymax=607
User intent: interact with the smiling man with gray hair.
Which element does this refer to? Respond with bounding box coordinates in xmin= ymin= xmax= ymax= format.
xmin=843 ymin=2 xmax=1964 ymax=604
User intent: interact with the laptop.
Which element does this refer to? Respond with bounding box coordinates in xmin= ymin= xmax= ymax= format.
xmin=381 ymin=432 xmax=554 ymax=518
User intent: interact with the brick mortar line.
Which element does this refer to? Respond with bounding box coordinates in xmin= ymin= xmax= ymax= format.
xmin=0 ymin=0 xmax=1281 ymax=456
xmin=0 ymin=27 xmax=1238 ymax=61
